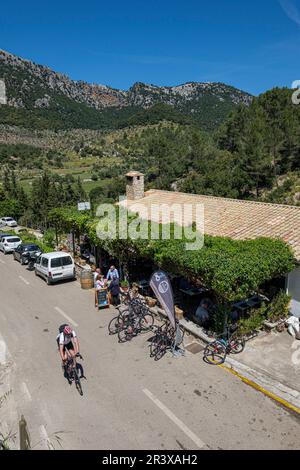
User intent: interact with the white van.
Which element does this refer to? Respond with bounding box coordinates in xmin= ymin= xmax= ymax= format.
xmin=0 ymin=236 xmax=22 ymax=254
xmin=35 ymin=252 xmax=76 ymax=285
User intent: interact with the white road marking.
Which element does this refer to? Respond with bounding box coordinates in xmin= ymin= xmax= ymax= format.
xmin=54 ymin=307 xmax=78 ymax=327
xmin=143 ymin=388 xmax=206 ymax=449
xmin=39 ymin=425 xmax=54 ymax=450
xmin=19 ymin=275 xmax=30 ymax=285
xmin=21 ymin=382 xmax=32 ymax=402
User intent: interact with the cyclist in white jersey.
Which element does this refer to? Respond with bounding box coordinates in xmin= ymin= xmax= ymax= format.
xmin=57 ymin=325 xmax=80 ymax=367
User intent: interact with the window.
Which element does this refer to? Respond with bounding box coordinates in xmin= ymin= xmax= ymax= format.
xmin=61 ymin=256 xmax=72 ymax=266
xmin=26 ymin=245 xmax=39 ymax=251
xmin=6 ymin=238 xmax=20 ymax=243
xmin=41 ymin=257 xmax=48 ymax=268
xmin=51 ymin=258 xmax=62 ymax=268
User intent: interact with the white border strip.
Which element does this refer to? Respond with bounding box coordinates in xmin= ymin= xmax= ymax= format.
xmin=54 ymin=307 xmax=78 ymax=327
xmin=39 ymin=425 xmax=54 ymax=450
xmin=21 ymin=382 xmax=32 ymax=402
xmin=143 ymin=388 xmax=206 ymax=449
xmin=19 ymin=275 xmax=30 ymax=285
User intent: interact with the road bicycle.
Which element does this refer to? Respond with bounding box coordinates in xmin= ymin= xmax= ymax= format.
xmin=203 ymin=325 xmax=245 ymax=365
xmin=64 ymin=350 xmax=84 ymax=396
xmin=108 ymin=299 xmax=153 ymax=339
xmin=150 ymin=320 xmax=185 ymax=361
xmin=117 ymin=307 xmax=154 ymax=342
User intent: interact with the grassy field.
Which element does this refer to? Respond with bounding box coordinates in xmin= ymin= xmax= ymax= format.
xmin=0 ymin=126 xmax=133 ymax=198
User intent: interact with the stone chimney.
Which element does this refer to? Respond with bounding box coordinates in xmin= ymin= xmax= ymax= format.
xmin=126 ymin=171 xmax=144 ymax=200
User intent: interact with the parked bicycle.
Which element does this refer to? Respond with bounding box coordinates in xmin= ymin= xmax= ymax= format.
xmin=118 ymin=310 xmax=154 ymax=342
xmin=203 ymin=324 xmax=245 ymax=365
xmin=150 ymin=320 xmax=185 ymax=361
xmin=64 ymin=350 xmax=84 ymax=396
xmin=108 ymin=299 xmax=154 ymax=341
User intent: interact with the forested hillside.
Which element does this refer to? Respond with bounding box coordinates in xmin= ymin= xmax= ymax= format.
xmin=1 ymin=87 xmax=299 ymax=229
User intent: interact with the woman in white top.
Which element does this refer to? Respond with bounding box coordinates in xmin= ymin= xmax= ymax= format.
xmin=95 ymin=274 xmax=107 ymax=307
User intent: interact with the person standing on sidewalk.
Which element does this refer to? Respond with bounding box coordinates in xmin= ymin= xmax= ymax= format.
xmin=106 ymin=265 xmax=119 ymax=281
xmin=93 ymin=268 xmax=101 ymax=287
xmin=108 ymin=275 xmax=121 ymax=306
xmin=95 ymin=274 xmax=106 ymax=307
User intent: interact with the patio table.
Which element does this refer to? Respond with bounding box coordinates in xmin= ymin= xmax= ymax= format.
xmin=180 ymin=288 xmax=206 ymax=297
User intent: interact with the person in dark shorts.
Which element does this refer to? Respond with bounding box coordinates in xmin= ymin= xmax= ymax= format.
xmin=57 ymin=325 xmax=80 ymax=368
xmin=108 ymin=275 xmax=121 ymax=306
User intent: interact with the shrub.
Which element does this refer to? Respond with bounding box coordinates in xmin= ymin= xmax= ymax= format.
xmin=11 ymin=230 xmax=53 ymax=253
xmin=237 ymin=291 xmax=291 ymax=336
xmin=266 ymin=290 xmax=291 ymax=323
xmin=212 ymin=304 xmax=228 ymax=334
xmin=237 ymin=304 xmax=268 ymax=337
xmin=43 ymin=229 xmax=56 ymax=249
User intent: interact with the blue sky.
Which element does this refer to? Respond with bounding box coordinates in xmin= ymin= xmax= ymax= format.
xmin=0 ymin=0 xmax=299 ymax=95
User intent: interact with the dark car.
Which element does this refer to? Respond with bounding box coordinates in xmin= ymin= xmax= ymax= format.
xmin=13 ymin=243 xmax=40 ymax=265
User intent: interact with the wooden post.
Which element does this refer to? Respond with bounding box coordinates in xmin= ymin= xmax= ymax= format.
xmin=72 ymin=229 xmax=76 ymax=257
xmin=55 ymin=225 xmax=59 ymax=248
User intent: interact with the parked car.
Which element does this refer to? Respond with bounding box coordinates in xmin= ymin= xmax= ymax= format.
xmin=0 ymin=236 xmax=22 ymax=254
xmin=0 ymin=233 xmax=12 ymax=241
xmin=13 ymin=243 xmax=41 ymax=265
xmin=35 ymin=252 xmax=76 ymax=285
xmin=0 ymin=217 xmax=18 ymax=227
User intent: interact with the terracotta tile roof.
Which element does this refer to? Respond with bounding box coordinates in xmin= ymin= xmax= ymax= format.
xmin=120 ymin=189 xmax=300 ymax=261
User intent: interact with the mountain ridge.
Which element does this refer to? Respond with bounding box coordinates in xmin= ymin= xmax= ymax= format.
xmin=0 ymin=48 xmax=253 ymax=130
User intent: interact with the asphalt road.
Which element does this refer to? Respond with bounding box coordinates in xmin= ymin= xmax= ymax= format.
xmin=0 ymin=252 xmax=300 ymax=450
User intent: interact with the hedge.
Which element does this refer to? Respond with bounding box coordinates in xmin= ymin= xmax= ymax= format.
xmin=48 ymin=206 xmax=296 ymax=302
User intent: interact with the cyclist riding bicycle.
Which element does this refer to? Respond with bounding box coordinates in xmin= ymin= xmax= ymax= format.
xmin=56 ymin=324 xmax=80 ymax=369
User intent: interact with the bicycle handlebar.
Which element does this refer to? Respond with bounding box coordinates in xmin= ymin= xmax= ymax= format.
xmin=64 ymin=349 xmax=83 ymax=360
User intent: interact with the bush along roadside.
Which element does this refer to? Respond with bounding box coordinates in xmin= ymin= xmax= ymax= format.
xmin=266 ymin=290 xmax=291 ymax=323
xmin=237 ymin=290 xmax=291 ymax=337
xmin=6 ymin=230 xmax=53 ymax=253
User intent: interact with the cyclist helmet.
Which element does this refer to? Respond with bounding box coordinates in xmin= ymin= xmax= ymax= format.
xmin=63 ymin=325 xmax=72 ymax=336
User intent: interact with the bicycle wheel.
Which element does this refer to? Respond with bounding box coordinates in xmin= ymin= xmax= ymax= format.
xmin=118 ymin=319 xmax=135 ymax=343
xmin=150 ymin=332 xmax=162 ymax=357
xmin=203 ymin=341 xmax=226 ymax=365
xmin=108 ymin=316 xmax=125 ymax=335
xmin=118 ymin=309 xmax=132 ymax=322
xmin=73 ymin=367 xmax=83 ymax=396
xmin=229 ymin=336 xmax=245 ymax=354
xmin=139 ymin=312 xmax=154 ymax=332
xmin=154 ymin=335 xmax=169 ymax=361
